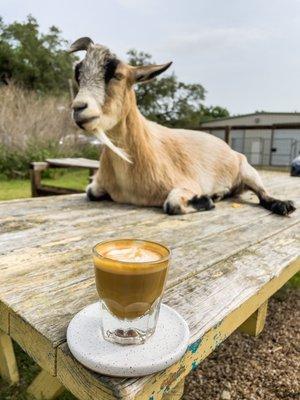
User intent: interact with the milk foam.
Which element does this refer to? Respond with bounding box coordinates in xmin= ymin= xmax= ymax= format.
xmin=103 ymin=246 xmax=161 ymax=263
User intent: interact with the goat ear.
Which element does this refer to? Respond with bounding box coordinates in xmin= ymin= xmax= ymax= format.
xmin=133 ymin=62 xmax=172 ymax=83
xmin=68 ymin=37 xmax=94 ymax=53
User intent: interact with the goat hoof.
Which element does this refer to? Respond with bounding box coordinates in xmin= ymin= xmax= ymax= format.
xmin=270 ymin=199 xmax=296 ymax=215
xmin=86 ymin=186 xmax=111 ymax=202
xmin=188 ymin=195 xmax=215 ymax=211
xmin=164 ymin=201 xmax=184 ymax=215
xmin=86 ymin=187 xmax=100 ymax=201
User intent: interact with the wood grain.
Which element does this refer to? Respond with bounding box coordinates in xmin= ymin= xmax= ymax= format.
xmin=27 ymin=370 xmax=64 ymax=400
xmin=10 ymin=312 xmax=56 ymax=375
xmin=0 ymin=172 xmax=299 ymax=398
xmin=238 ymin=300 xmax=268 ymax=336
xmin=57 ymin=226 xmax=299 ymax=399
xmin=162 ymin=379 xmax=185 ymax=399
xmin=0 ymin=303 xmax=9 ymax=333
xmin=0 ymin=331 xmax=19 ymax=384
xmin=46 ymin=158 xmax=99 ymax=169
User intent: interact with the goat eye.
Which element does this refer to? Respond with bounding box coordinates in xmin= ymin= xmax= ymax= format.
xmin=114 ymin=72 xmax=124 ymax=81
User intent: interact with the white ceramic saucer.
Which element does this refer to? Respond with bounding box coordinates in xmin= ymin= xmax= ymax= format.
xmin=67 ymin=302 xmax=190 ymax=377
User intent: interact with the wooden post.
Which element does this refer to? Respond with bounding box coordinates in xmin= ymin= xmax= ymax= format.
xmin=30 ymin=162 xmax=48 ymax=197
xmin=0 ymin=331 xmax=19 ymax=384
xmin=162 ymin=379 xmax=185 ymax=399
xmin=225 ymin=126 xmax=231 ymax=145
xmin=89 ymin=168 xmax=97 ymax=183
xmin=269 ymin=126 xmax=275 ymax=166
xmin=238 ymin=300 xmax=268 ymax=336
xmin=27 ymin=370 xmax=64 ymax=400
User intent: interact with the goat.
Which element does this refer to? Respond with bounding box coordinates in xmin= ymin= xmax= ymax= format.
xmin=68 ymin=37 xmax=295 ymax=216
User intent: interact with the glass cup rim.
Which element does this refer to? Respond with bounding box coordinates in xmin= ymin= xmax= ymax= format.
xmin=92 ymin=238 xmax=171 ymax=265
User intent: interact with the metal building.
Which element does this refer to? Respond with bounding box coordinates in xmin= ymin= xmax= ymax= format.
xmin=200 ymin=112 xmax=300 ymax=167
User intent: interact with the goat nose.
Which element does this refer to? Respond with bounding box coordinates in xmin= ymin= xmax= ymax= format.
xmin=72 ymin=102 xmax=88 ymax=112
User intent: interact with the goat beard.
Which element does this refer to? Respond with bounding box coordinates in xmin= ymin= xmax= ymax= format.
xmin=94 ymin=129 xmax=132 ymax=164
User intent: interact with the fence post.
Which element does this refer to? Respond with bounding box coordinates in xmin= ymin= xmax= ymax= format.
xmin=269 ymin=126 xmax=275 ymax=166
xmin=225 ymin=126 xmax=231 ymax=145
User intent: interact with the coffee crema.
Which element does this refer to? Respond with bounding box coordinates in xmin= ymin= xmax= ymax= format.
xmin=102 ymin=246 xmax=161 ymax=263
xmin=93 ymin=239 xmax=170 ymax=319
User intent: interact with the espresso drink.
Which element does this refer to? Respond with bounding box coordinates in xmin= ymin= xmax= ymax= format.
xmin=93 ymin=240 xmax=169 ymax=319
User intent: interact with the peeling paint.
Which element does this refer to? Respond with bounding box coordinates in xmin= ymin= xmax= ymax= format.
xmin=160 ymin=365 xmax=185 ymax=391
xmin=188 ymin=338 xmax=202 ymax=354
xmin=191 ymin=361 xmax=198 ymax=370
xmin=213 ymin=319 xmax=223 ymax=329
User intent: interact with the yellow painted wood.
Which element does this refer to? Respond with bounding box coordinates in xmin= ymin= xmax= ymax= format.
xmin=132 ymin=259 xmax=299 ymax=400
xmin=162 ymin=379 xmax=185 ymax=399
xmin=238 ymin=300 xmax=268 ymax=336
xmin=0 ymin=303 xmax=9 ymax=333
xmin=27 ymin=370 xmax=64 ymax=400
xmin=56 ymin=257 xmax=299 ymax=400
xmin=0 ymin=331 xmax=19 ymax=384
xmin=10 ymin=313 xmax=55 ymax=376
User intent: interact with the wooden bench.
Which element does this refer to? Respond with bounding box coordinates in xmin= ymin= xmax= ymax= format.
xmin=30 ymin=158 xmax=99 ymax=197
xmin=0 ymin=171 xmax=299 ymax=400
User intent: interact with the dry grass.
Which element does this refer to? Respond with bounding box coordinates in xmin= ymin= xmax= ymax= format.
xmin=0 ymin=85 xmax=97 ymax=178
xmin=0 ymin=84 xmax=74 ymax=150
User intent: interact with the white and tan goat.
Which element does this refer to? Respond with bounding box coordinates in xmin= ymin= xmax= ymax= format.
xmin=69 ymin=37 xmax=295 ymax=216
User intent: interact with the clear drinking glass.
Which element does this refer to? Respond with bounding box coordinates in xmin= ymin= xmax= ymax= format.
xmin=93 ymin=239 xmax=170 ymax=345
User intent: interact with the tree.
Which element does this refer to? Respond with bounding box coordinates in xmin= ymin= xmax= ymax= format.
xmin=0 ymin=15 xmax=75 ymax=94
xmin=127 ymin=49 xmax=229 ymax=128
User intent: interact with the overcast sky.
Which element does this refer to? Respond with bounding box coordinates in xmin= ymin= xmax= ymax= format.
xmin=2 ymin=0 xmax=300 ymax=115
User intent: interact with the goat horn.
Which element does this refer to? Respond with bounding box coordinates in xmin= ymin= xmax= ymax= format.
xmin=68 ymin=37 xmax=94 ymax=53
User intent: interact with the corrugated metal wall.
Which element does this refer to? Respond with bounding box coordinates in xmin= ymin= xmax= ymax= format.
xmin=206 ymin=128 xmax=300 ymax=166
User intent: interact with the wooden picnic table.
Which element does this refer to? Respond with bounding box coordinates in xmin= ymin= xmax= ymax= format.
xmin=0 ymin=171 xmax=299 ymax=400
xmin=30 ymin=158 xmax=99 ymax=197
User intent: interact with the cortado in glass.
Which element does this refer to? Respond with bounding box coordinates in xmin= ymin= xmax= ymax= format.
xmin=93 ymin=239 xmax=170 ymax=345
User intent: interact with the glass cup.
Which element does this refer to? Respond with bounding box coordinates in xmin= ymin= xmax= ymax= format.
xmin=93 ymin=239 xmax=170 ymax=345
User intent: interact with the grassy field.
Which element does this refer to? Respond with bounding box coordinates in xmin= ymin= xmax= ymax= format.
xmin=0 ymin=169 xmax=88 ymax=201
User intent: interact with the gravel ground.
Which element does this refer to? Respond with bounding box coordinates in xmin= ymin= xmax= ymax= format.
xmin=183 ymin=287 xmax=300 ymax=400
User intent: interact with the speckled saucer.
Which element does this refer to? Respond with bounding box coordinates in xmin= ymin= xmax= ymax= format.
xmin=67 ymin=302 xmax=190 ymax=377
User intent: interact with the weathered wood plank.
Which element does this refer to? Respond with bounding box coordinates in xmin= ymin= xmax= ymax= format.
xmin=1 ymin=201 xmax=298 ymax=353
xmin=27 ymin=370 xmax=64 ymax=400
xmin=30 ymin=162 xmax=49 ymax=197
xmin=0 ymin=171 xmax=295 ymax=222
xmin=0 ymin=175 xmax=296 ymax=259
xmin=0 ymin=172 xmax=299 ymax=394
xmin=46 ymin=158 xmax=99 ymax=169
xmin=161 ymin=379 xmax=185 ymax=399
xmin=124 ymin=258 xmax=300 ymax=400
xmin=238 ymin=300 xmax=268 ymax=336
xmin=56 ymin=347 xmax=119 ymax=400
xmin=56 ymin=227 xmax=299 ymax=400
xmin=0 ymin=330 xmax=19 ymax=384
xmin=0 ymin=303 xmax=9 ymax=333
xmin=0 ymin=182 xmax=298 ymax=376
xmin=9 ymin=313 xmax=55 ymax=375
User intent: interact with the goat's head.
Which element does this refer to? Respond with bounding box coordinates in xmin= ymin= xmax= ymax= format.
xmin=69 ymin=37 xmax=172 ymax=132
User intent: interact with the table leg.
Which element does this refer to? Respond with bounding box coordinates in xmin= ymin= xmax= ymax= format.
xmin=162 ymin=379 xmax=185 ymax=399
xmin=30 ymin=162 xmax=48 ymax=197
xmin=27 ymin=370 xmax=64 ymax=400
xmin=238 ymin=300 xmax=268 ymax=336
xmin=0 ymin=332 xmax=19 ymax=384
